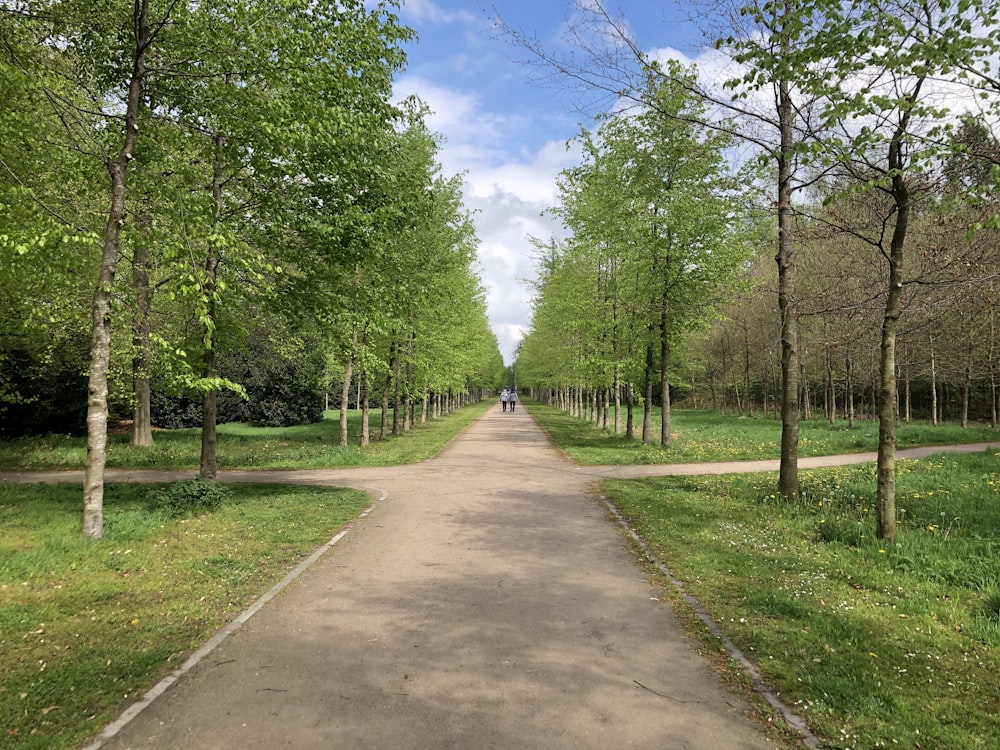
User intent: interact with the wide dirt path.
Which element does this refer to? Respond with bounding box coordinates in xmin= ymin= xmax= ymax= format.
xmin=70 ymin=405 xmax=788 ymax=750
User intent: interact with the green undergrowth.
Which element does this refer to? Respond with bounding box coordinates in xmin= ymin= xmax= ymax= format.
xmin=0 ymin=481 xmax=369 ymax=749
xmin=602 ymin=451 xmax=1000 ymax=749
xmin=528 ymin=400 xmax=998 ymax=465
xmin=0 ymin=401 xmax=490 ymax=472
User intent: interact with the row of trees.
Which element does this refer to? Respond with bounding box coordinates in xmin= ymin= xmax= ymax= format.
xmin=509 ymin=0 xmax=1000 ymax=540
xmin=0 ymin=0 xmax=504 ymax=538
xmin=517 ymin=64 xmax=760 ymax=444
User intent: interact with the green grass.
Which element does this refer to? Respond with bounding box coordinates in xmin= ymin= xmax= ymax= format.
xmin=0 ymin=402 xmax=491 ymax=471
xmin=0 ymin=482 xmax=369 ymax=750
xmin=531 ymin=402 xmax=998 ymax=465
xmin=529 ymin=403 xmax=1000 ymax=748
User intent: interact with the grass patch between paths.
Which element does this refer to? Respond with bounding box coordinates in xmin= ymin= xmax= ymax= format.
xmin=0 ymin=401 xmax=491 ymax=472
xmin=531 ymin=402 xmax=999 ymax=465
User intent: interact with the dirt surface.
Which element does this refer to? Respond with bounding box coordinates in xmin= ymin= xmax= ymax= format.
xmin=3 ymin=407 xmax=996 ymax=750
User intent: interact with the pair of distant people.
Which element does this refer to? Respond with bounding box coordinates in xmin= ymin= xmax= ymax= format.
xmin=500 ymin=388 xmax=517 ymax=413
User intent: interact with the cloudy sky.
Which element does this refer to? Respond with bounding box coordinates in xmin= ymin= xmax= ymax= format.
xmin=393 ymin=1 xmax=710 ymax=364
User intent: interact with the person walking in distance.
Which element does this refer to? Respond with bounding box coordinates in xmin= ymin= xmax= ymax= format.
xmin=500 ymin=388 xmax=509 ymax=413
xmin=508 ymin=389 xmax=517 ymax=413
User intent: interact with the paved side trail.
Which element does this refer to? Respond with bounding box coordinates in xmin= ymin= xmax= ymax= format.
xmin=67 ymin=405 xmax=786 ymax=750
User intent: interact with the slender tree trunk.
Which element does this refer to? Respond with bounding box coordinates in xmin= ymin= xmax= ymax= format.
xmin=83 ymin=0 xmax=151 ymax=538
xmin=339 ymin=331 xmax=356 ymax=447
xmin=990 ymin=305 xmax=998 ymax=428
xmin=199 ymin=258 xmax=219 ymax=480
xmin=930 ymin=339 xmax=938 ymax=427
xmin=742 ymin=321 xmax=752 ymax=417
xmin=660 ymin=284 xmax=671 ymax=446
xmin=826 ymin=346 xmax=836 ymax=424
xmin=776 ymin=69 xmax=800 ymax=498
xmin=199 ymin=128 xmax=227 ymax=481
xmin=642 ymin=343 xmax=654 ymax=445
xmin=846 ymin=349 xmax=855 ymax=429
xmin=800 ymin=357 xmax=810 ymax=420
xmin=380 ymin=338 xmax=395 ymax=441
xmin=360 ymin=368 xmax=370 ymax=447
xmin=903 ymin=353 xmax=912 ymax=423
xmin=625 ymin=382 xmax=634 ymax=440
xmin=392 ymin=347 xmax=402 ymax=436
xmin=961 ymin=361 xmax=971 ymax=429
xmin=131 ymin=227 xmax=154 ymax=447
xmin=875 ymin=122 xmax=915 ymax=541
xmin=613 ymin=368 xmax=621 ymax=434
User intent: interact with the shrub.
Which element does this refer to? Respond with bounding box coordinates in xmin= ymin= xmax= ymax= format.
xmin=146 ymin=478 xmax=230 ymax=517
xmin=0 ymin=333 xmax=89 ymax=437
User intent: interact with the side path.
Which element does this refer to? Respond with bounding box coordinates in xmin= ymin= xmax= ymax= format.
xmin=74 ymin=406 xmax=782 ymax=750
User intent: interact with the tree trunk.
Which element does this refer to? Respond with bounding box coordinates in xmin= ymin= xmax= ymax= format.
xmin=380 ymin=338 xmax=395 ymax=441
xmin=990 ymin=305 xmax=998 ymax=428
xmin=199 ymin=127 xmax=227 ymax=481
xmin=776 ymin=70 xmax=800 ymax=499
xmin=83 ymin=0 xmax=150 ymax=538
xmin=391 ymin=348 xmax=402 ymax=437
xmin=875 ymin=125 xmax=913 ymax=542
xmin=625 ymin=382 xmax=635 ymax=440
xmin=826 ymin=346 xmax=836 ymax=424
xmin=930 ymin=340 xmax=938 ymax=427
xmin=659 ymin=285 xmax=671 ymax=446
xmin=961 ymin=361 xmax=971 ymax=429
xmin=642 ymin=342 xmax=653 ymax=445
xmin=199 ymin=258 xmax=219 ymax=480
xmin=846 ymin=349 xmax=855 ymax=429
xmin=360 ymin=369 xmax=370 ymax=447
xmin=800 ymin=357 xmax=810 ymax=421
xmin=742 ymin=320 xmax=752 ymax=417
xmin=613 ymin=368 xmax=621 ymax=434
xmin=131 ymin=229 xmax=154 ymax=447
xmin=339 ymin=332 xmax=356 ymax=447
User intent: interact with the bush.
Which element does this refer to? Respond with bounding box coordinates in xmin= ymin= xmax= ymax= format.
xmin=217 ymin=330 xmax=325 ymax=427
xmin=150 ymin=329 xmax=325 ymax=429
xmin=150 ymin=390 xmax=203 ymax=429
xmin=0 ymin=333 xmax=89 ymax=437
xmin=146 ymin=478 xmax=230 ymax=518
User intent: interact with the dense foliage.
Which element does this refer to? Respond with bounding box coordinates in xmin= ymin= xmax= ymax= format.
xmin=0 ymin=1 xmax=504 ymax=444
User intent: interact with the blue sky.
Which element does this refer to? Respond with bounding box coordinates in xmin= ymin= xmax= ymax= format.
xmin=393 ymin=1 xmax=712 ymax=364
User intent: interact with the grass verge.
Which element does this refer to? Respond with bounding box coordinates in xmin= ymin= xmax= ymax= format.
xmin=0 ymin=401 xmax=491 ymax=472
xmin=1 ymin=401 xmax=490 ymax=747
xmin=0 ymin=482 xmax=369 ymax=750
xmin=530 ymin=402 xmax=998 ymax=465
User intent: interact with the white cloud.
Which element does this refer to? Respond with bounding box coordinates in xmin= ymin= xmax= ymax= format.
xmin=400 ymin=0 xmax=478 ymax=25
xmin=395 ymin=71 xmax=578 ymax=364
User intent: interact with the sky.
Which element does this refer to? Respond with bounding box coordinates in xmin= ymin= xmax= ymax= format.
xmin=392 ymin=1 xmax=710 ymax=364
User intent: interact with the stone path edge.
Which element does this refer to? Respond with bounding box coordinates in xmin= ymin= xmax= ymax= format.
xmin=600 ymin=493 xmax=823 ymax=749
